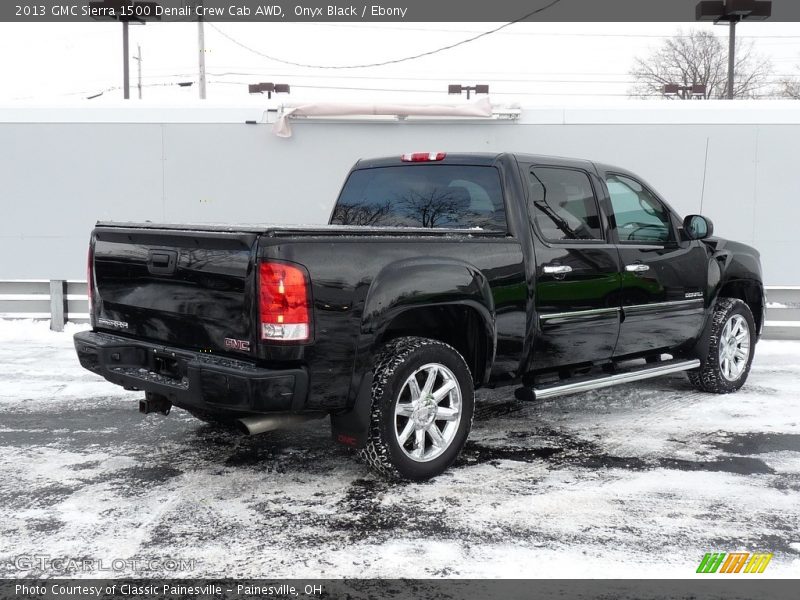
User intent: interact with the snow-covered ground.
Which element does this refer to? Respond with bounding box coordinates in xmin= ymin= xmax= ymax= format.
xmin=1 ymin=320 xmax=799 ymax=578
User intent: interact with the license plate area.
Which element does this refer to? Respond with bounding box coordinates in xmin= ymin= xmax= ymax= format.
xmin=153 ymin=351 xmax=181 ymax=380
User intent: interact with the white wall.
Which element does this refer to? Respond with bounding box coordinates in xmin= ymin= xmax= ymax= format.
xmin=1 ymin=103 xmax=799 ymax=284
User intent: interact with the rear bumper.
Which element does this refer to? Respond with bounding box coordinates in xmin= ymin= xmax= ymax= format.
xmin=74 ymin=331 xmax=308 ymax=415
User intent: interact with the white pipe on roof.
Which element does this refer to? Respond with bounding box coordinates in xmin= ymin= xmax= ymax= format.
xmin=1 ymin=100 xmax=800 ymax=126
xmin=272 ymin=97 xmax=495 ymax=138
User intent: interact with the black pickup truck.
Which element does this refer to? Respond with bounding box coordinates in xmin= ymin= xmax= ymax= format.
xmin=74 ymin=152 xmax=764 ymax=480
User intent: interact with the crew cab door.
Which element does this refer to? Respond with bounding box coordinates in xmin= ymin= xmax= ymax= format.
xmin=522 ymin=161 xmax=622 ymax=371
xmin=599 ymin=171 xmax=707 ymax=358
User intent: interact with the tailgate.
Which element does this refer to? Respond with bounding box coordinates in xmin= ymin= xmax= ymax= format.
xmin=92 ymin=225 xmax=258 ymax=356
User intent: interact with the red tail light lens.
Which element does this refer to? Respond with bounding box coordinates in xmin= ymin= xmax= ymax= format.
xmin=401 ymin=152 xmax=446 ymax=162
xmin=258 ymin=261 xmax=310 ymax=342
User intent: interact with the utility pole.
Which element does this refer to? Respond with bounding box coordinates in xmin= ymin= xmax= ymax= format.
xmin=198 ymin=9 xmax=207 ymax=99
xmin=134 ymin=44 xmax=143 ymax=99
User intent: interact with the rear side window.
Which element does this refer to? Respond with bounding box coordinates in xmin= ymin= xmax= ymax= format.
xmin=331 ymin=165 xmax=507 ymax=231
xmin=527 ymin=167 xmax=604 ymax=242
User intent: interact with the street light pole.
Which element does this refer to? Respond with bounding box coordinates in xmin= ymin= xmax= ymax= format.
xmin=122 ymin=20 xmax=130 ymax=99
xmin=89 ymin=1 xmax=161 ymax=100
xmin=447 ymin=84 xmax=490 ymax=100
xmin=728 ymin=18 xmax=737 ymax=99
xmin=696 ymin=1 xmax=772 ymax=100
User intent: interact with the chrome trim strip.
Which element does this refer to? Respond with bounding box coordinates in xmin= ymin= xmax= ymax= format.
xmin=623 ymin=299 xmax=704 ymax=312
xmin=532 ymin=359 xmax=701 ymax=400
xmin=540 ymin=298 xmax=703 ymax=323
xmin=539 ymin=307 xmax=620 ymax=321
xmin=617 ymin=244 xmax=666 ymax=250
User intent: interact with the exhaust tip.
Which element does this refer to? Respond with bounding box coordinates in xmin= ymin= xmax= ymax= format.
xmin=236 ymin=419 xmax=256 ymax=435
xmin=237 ymin=413 xmax=326 ymax=436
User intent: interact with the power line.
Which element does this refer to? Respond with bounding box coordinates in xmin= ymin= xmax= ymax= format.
xmin=278 ymin=22 xmax=800 ymax=40
xmin=207 ymin=0 xmax=565 ymax=69
xmin=7 ymin=80 xmax=197 ymax=101
xmin=140 ymin=70 xmax=800 ymax=86
xmin=208 ymin=80 xmax=664 ymax=97
xmin=12 ymin=77 xmax=795 ymax=101
xmin=215 ymin=80 xmax=798 ymax=99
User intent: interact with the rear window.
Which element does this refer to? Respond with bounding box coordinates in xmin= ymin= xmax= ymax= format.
xmin=331 ymin=165 xmax=507 ymax=232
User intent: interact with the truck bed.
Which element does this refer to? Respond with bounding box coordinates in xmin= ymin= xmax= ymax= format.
xmin=95 ymin=221 xmax=506 ymax=237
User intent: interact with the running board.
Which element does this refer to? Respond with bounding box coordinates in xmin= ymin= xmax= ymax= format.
xmin=521 ymin=358 xmax=701 ymax=401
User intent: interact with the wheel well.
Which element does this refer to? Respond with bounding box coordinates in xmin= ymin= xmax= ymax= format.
xmin=718 ymin=279 xmax=764 ymax=332
xmin=381 ymin=305 xmax=490 ymax=385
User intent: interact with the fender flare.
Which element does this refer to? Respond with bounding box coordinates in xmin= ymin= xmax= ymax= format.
xmin=331 ymin=256 xmax=496 ymax=448
xmin=687 ymin=250 xmax=764 ymax=362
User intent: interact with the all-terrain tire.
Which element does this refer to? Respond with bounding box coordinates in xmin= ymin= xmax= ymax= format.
xmin=688 ymin=297 xmax=756 ymax=394
xmin=358 ymin=336 xmax=475 ymax=481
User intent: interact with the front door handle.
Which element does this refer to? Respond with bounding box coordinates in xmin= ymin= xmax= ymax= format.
xmin=625 ymin=263 xmax=650 ymax=273
xmin=543 ymin=264 xmax=573 ymax=275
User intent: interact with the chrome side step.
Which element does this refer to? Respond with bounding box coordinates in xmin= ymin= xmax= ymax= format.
xmin=525 ymin=358 xmax=701 ymax=401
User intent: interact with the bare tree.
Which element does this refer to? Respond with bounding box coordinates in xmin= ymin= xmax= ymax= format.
xmin=629 ymin=29 xmax=772 ymax=99
xmin=332 ymin=200 xmax=392 ymax=226
xmin=399 ymin=189 xmax=468 ymax=228
xmin=777 ymin=70 xmax=800 ymax=99
xmin=781 ymin=80 xmax=800 ymax=99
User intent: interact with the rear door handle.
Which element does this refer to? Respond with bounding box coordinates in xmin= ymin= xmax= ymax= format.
xmin=543 ymin=265 xmax=573 ymax=275
xmin=625 ymin=263 xmax=650 ymax=273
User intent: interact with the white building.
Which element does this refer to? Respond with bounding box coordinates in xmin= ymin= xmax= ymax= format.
xmin=1 ymin=101 xmax=799 ymax=284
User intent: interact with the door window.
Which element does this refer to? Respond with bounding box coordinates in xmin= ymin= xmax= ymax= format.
xmin=606 ymin=174 xmax=673 ymax=243
xmin=528 ymin=167 xmax=604 ymax=242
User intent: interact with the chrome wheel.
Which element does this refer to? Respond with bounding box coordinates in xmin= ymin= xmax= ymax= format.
xmin=394 ymin=362 xmax=463 ymax=462
xmin=718 ymin=314 xmax=750 ymax=382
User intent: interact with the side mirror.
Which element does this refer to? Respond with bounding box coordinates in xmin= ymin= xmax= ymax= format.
xmin=683 ymin=215 xmax=713 ymax=240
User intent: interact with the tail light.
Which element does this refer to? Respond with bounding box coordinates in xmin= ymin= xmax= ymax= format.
xmin=87 ymin=244 xmax=95 ymax=323
xmin=401 ymin=152 xmax=446 ymax=162
xmin=258 ymin=261 xmax=310 ymax=342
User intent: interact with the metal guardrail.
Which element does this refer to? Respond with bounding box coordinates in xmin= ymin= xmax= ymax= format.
xmin=0 ymin=280 xmax=798 ymax=339
xmin=0 ymin=280 xmax=89 ymax=331
xmin=763 ymin=286 xmax=800 ymax=340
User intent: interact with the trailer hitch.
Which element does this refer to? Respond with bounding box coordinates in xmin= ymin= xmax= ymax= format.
xmin=139 ymin=392 xmax=172 ymax=416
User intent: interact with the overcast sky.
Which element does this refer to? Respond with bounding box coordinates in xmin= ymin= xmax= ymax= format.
xmin=1 ymin=20 xmax=799 ymax=104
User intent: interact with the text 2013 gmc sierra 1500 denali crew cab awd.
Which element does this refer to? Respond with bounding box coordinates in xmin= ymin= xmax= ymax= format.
xmin=74 ymin=152 xmax=765 ymax=480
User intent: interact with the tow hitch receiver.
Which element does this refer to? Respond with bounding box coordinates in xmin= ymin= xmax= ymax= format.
xmin=139 ymin=392 xmax=172 ymax=415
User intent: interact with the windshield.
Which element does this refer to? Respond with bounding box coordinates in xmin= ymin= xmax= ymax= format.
xmin=331 ymin=165 xmax=507 ymax=232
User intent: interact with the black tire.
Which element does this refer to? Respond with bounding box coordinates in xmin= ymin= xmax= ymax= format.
xmin=688 ymin=297 xmax=756 ymax=394
xmin=358 ymin=336 xmax=475 ymax=481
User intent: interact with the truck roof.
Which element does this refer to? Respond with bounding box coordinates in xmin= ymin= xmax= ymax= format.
xmin=354 ymin=152 xmax=598 ymax=171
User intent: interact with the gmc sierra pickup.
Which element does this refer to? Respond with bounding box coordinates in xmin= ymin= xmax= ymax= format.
xmin=74 ymin=152 xmax=764 ymax=480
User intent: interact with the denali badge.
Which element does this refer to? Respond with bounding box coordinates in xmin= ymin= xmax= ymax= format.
xmin=97 ymin=318 xmax=129 ymax=329
xmin=685 ymin=291 xmax=703 ymax=298
xmin=224 ymin=338 xmax=251 ymax=352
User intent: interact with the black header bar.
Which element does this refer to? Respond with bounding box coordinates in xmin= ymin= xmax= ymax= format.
xmin=3 ymin=0 xmax=800 ymax=22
